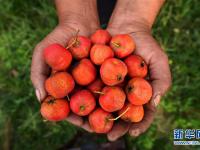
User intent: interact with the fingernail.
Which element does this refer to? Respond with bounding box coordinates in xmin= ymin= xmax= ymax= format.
xmin=129 ymin=129 xmax=140 ymax=137
xmin=108 ymin=134 xmax=117 ymax=142
xmin=153 ymin=95 xmax=161 ymax=107
xmin=35 ymin=89 xmax=41 ymax=101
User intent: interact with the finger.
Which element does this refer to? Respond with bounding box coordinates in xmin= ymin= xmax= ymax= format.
xmin=107 ymin=121 xmax=130 ymax=141
xmin=129 ymin=103 xmax=156 ymax=137
xmin=31 ymin=44 xmax=50 ymax=101
xmin=149 ymin=51 xmax=172 ymax=106
xmin=130 ymin=34 xmax=172 ymax=102
xmin=66 ymin=113 xmax=83 ymax=126
xmin=31 ymin=27 xmax=75 ymax=101
xmin=81 ymin=121 xmax=93 ymax=133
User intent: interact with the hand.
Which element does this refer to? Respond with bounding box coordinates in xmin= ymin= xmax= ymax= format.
xmin=106 ymin=22 xmax=172 ymax=141
xmin=31 ymin=0 xmax=100 ymax=129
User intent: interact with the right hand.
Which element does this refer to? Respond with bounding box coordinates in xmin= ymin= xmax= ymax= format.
xmin=31 ymin=14 xmax=99 ymax=130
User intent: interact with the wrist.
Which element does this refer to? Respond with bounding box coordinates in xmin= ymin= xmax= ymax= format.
xmin=107 ymin=18 xmax=151 ymax=36
xmin=108 ymin=0 xmax=165 ymax=34
xmin=55 ymin=0 xmax=99 ymax=30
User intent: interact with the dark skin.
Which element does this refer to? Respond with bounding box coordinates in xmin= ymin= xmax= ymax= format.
xmin=31 ymin=0 xmax=171 ymax=141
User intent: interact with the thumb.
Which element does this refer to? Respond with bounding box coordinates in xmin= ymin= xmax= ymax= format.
xmin=31 ymin=43 xmax=50 ymax=102
xmin=129 ymin=102 xmax=156 ymax=137
xmin=32 ymin=76 xmax=48 ymax=102
xmin=149 ymin=51 xmax=172 ymax=107
xmin=31 ymin=26 xmax=74 ymax=101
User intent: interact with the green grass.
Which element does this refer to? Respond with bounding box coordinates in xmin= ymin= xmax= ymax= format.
xmin=0 ymin=0 xmax=200 ymax=149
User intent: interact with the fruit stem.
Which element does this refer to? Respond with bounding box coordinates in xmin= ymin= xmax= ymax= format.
xmin=66 ymin=29 xmax=80 ymax=49
xmin=141 ymin=61 xmax=145 ymax=67
xmin=47 ymin=98 xmax=55 ymax=104
xmin=80 ymin=105 xmax=85 ymax=111
xmin=66 ymin=95 xmax=70 ymax=101
xmin=112 ymin=42 xmax=120 ymax=48
xmin=127 ymin=86 xmax=133 ymax=93
xmin=93 ymin=91 xmax=105 ymax=95
xmin=51 ymin=70 xmax=57 ymax=75
xmin=117 ymin=74 xmax=122 ymax=81
xmin=108 ymin=106 xmax=130 ymax=121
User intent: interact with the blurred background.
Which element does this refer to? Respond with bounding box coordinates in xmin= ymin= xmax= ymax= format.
xmin=0 ymin=0 xmax=200 ymax=149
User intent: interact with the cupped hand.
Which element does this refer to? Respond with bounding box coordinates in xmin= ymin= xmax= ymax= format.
xmin=31 ymin=16 xmax=99 ymax=129
xmin=106 ymin=23 xmax=172 ymax=141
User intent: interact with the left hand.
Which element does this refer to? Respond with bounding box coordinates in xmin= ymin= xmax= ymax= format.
xmin=106 ymin=23 xmax=172 ymax=141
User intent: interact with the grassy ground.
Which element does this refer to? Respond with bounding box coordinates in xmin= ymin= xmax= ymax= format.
xmin=0 ymin=0 xmax=200 ymax=149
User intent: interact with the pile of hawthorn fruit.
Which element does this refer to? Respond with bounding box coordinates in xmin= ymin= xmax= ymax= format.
xmin=40 ymin=29 xmax=152 ymax=133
